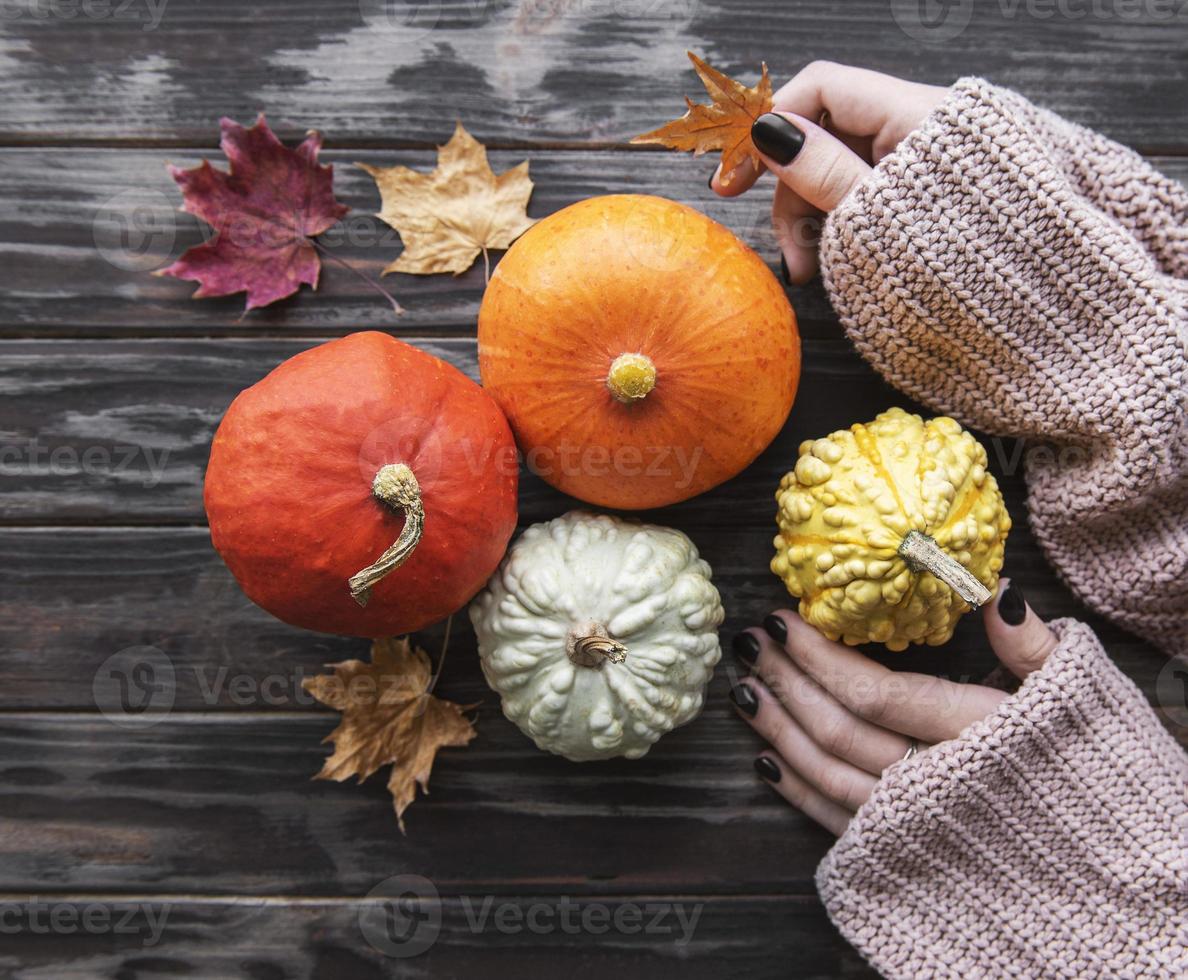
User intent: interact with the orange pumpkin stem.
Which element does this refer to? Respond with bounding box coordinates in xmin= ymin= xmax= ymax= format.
xmin=349 ymin=463 xmax=425 ymax=607
xmin=606 ymin=352 xmax=657 ymax=404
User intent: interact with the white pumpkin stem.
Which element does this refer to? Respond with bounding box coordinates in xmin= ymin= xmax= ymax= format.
xmin=606 ymin=352 xmax=656 ymax=403
xmin=349 ymin=463 xmax=425 ymax=607
xmin=567 ymin=623 xmax=628 ymax=669
xmin=897 ymin=530 xmax=993 ymax=609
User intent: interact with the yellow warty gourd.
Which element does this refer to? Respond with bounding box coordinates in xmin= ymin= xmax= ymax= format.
xmin=771 ymin=408 xmax=1011 ymax=650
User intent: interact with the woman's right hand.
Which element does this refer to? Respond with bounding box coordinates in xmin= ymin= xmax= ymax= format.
xmin=710 ymin=62 xmax=947 ymax=284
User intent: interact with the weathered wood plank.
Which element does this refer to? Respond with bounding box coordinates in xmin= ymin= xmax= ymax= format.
xmin=0 ymin=0 xmax=1184 ymax=148
xmin=0 ymin=707 xmax=840 ymax=895
xmin=0 ymin=525 xmax=1174 ymax=719
xmin=0 ymin=146 xmax=820 ymax=335
xmin=1 ymin=149 xmax=1184 ymax=336
xmin=0 ymin=894 xmax=876 ymax=979
xmin=0 ymin=335 xmax=910 ymax=524
xmin=0 ymin=597 xmax=1179 ymax=899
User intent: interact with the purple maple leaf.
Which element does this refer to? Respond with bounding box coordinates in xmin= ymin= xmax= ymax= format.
xmin=157 ymin=115 xmax=350 ymax=312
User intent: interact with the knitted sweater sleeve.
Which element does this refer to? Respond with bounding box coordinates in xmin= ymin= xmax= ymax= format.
xmin=818 ymin=77 xmax=1188 ymax=654
xmin=816 ymin=620 xmax=1188 ymax=980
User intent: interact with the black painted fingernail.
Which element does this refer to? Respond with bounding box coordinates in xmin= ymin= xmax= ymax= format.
xmin=997 ymin=582 xmax=1028 ymax=626
xmin=779 ymin=254 xmax=791 ymax=286
xmin=763 ymin=613 xmax=787 ymax=644
xmin=730 ymin=683 xmax=759 ymax=718
xmin=732 ymin=632 xmax=760 ymax=668
xmin=751 ymin=113 xmax=805 ymax=165
xmin=754 ymin=756 xmax=781 ymax=783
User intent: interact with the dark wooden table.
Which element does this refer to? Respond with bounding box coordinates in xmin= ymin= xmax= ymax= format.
xmin=2 ymin=2 xmax=1185 ymax=977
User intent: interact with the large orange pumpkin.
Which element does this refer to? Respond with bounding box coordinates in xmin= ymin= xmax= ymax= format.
xmin=477 ymin=194 xmax=800 ymax=509
xmin=204 ymin=331 xmax=519 ymax=637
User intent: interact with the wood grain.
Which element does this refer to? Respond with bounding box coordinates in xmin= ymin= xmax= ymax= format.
xmin=0 ymin=335 xmax=908 ymax=523
xmin=2 ymin=8 xmax=1184 ymax=974
xmin=1 ymin=525 xmax=1174 ymax=718
xmin=0 ymin=146 xmax=819 ymax=336
xmin=0 ymin=894 xmax=875 ymax=980
xmin=0 ymin=708 xmax=838 ymax=895
xmin=0 ymin=149 xmax=1183 ymax=336
xmin=0 ymin=0 xmax=1185 ymax=148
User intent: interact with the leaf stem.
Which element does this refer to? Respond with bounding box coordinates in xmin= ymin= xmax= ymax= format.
xmin=310 ymin=237 xmax=404 ymax=315
xmin=481 ymin=247 xmax=490 ymax=285
xmin=429 ymin=615 xmax=452 ymax=694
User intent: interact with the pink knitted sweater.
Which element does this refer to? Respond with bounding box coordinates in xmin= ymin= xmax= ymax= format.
xmin=814 ymin=79 xmax=1188 ymax=978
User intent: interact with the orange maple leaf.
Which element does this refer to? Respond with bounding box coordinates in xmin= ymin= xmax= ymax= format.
xmin=631 ymin=51 xmax=773 ymax=184
xmin=303 ymin=637 xmax=476 ymax=833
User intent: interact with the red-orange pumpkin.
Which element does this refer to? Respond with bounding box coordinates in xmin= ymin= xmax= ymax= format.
xmin=478 ymin=194 xmax=800 ymax=510
xmin=204 ymin=331 xmax=518 ymax=637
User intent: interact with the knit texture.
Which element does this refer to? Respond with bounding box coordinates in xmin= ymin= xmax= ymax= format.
xmin=816 ymin=620 xmax=1188 ymax=980
xmin=819 ymin=77 xmax=1188 ymax=655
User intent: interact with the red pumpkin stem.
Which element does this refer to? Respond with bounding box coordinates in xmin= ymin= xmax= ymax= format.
xmin=349 ymin=463 xmax=425 ymax=607
xmin=897 ymin=530 xmax=993 ymax=609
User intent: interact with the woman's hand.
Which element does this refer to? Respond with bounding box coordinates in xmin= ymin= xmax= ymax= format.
xmin=710 ymin=62 xmax=948 ymax=284
xmin=730 ymin=581 xmax=1059 ymax=835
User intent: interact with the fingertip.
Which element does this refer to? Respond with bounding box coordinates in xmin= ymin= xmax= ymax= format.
xmin=781 ymin=246 xmax=818 ymax=285
xmin=752 ymin=109 xmax=873 ymax=213
xmin=712 ymin=157 xmax=761 ymax=197
xmin=985 ymin=579 xmax=1059 ymax=679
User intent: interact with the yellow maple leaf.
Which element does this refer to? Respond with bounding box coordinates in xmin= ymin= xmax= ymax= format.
xmin=359 ymin=122 xmax=536 ymax=278
xmin=303 ymin=636 xmax=476 ymax=834
xmin=631 ymin=51 xmax=773 ymax=184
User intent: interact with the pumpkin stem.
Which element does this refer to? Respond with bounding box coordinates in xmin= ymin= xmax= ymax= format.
xmin=566 ymin=622 xmax=628 ymax=669
xmin=348 ymin=463 xmax=425 ymax=607
xmin=897 ymin=530 xmax=993 ymax=609
xmin=606 ymin=352 xmax=656 ymax=403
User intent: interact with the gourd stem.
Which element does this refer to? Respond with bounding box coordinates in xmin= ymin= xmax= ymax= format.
xmin=606 ymin=352 xmax=656 ymax=404
xmin=566 ymin=623 xmax=628 ymax=669
xmin=349 ymin=463 xmax=424 ymax=607
xmin=897 ymin=530 xmax=993 ymax=609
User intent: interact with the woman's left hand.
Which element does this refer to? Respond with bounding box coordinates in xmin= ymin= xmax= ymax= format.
xmin=730 ymin=580 xmax=1059 ymax=835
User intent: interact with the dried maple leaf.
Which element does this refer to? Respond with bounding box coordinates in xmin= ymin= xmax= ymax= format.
xmin=631 ymin=51 xmax=773 ymax=184
xmin=359 ymin=122 xmax=535 ymax=278
xmin=157 ymin=115 xmax=351 ymax=312
xmin=303 ymin=637 xmax=476 ymax=833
